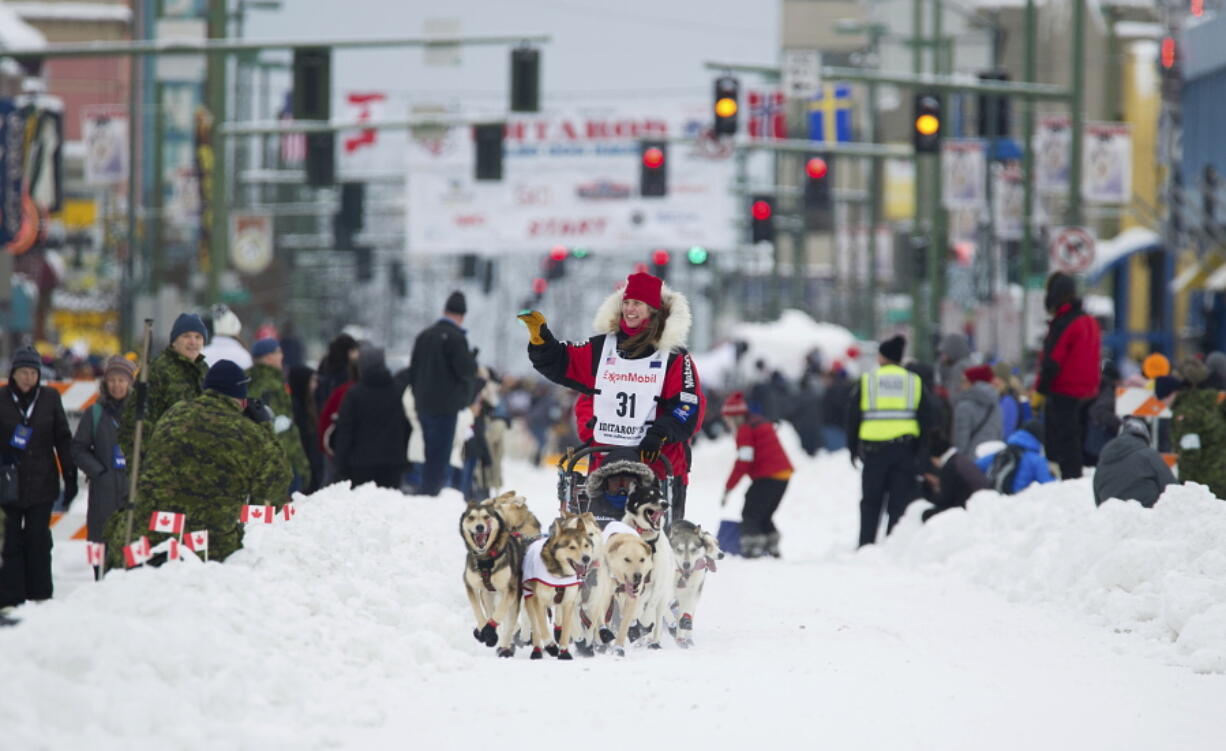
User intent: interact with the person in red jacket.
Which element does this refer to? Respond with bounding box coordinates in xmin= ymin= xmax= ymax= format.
xmin=518 ymin=270 xmax=705 ymax=521
xmin=720 ymin=392 xmax=793 ymax=558
xmin=1037 ymin=271 xmax=1102 ymax=479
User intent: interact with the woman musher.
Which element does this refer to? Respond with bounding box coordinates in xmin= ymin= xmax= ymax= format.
xmin=518 ymin=270 xmax=705 ymax=521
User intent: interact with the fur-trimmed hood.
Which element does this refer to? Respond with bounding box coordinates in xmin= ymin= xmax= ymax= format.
xmin=591 ymin=280 xmax=692 ymax=353
xmin=586 ymin=447 xmax=658 ymax=502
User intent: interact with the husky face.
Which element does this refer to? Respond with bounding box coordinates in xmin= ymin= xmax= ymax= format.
xmin=669 ymin=520 xmax=720 ymax=572
xmin=625 ymin=486 xmax=670 ymax=532
xmin=492 ymin=492 xmax=541 ymax=538
xmin=545 ymin=526 xmax=595 ymax=578
xmin=460 ymin=501 xmax=503 ymax=552
xmin=557 ymin=511 xmax=601 ymax=553
xmin=606 ymin=534 xmax=653 ymax=598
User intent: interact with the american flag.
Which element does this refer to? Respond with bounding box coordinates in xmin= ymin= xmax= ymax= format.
xmin=747 ymin=90 xmax=787 ymax=140
xmin=279 ymin=92 xmax=306 ymax=166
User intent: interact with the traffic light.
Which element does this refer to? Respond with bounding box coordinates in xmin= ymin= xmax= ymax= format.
xmin=305 ymin=133 xmax=335 ymax=187
xmin=913 ymin=93 xmax=942 ymax=154
xmin=804 ymin=154 xmax=834 ymax=230
xmin=651 ymin=249 xmax=671 ymax=280
xmin=910 ymin=233 xmax=929 ymax=280
xmin=531 ymin=276 xmax=548 ymax=301
xmin=570 ymin=246 xmax=591 ymax=259
xmin=293 ymin=47 xmax=334 ymax=186
xmin=339 ymin=182 xmax=364 ymax=231
xmin=1161 ymin=36 xmax=1177 ymax=70
xmin=750 ymin=196 xmax=775 ymax=244
xmin=354 ymin=246 xmax=373 ymax=283
xmin=510 ymin=47 xmax=540 ymax=113
xmin=474 ymin=123 xmax=504 ymax=181
xmin=713 ymin=76 xmax=739 ymax=136
xmin=640 ymin=140 xmax=667 ymax=198
xmin=977 ymin=70 xmax=1011 ymax=139
xmin=546 ymin=245 xmax=567 ymax=280
xmin=686 ymin=246 xmax=709 ymax=265
xmin=389 ymin=261 xmax=407 ymax=299
xmin=1204 ymin=165 xmax=1219 ymax=234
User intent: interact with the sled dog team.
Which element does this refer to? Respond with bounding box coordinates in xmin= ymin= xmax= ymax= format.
xmin=460 ymin=489 xmax=722 ymax=659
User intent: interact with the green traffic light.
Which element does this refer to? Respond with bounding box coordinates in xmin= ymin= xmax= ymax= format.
xmin=686 ymin=246 xmax=709 ymax=265
xmin=571 ymin=247 xmax=590 ymax=259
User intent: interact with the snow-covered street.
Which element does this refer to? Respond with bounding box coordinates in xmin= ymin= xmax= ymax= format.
xmin=4 ymin=430 xmax=1226 ymax=750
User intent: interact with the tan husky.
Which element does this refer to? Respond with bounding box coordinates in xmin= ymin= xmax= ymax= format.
xmin=522 ymin=526 xmax=594 ymax=660
xmin=491 ymin=490 xmax=543 ymax=540
xmin=604 ymin=533 xmax=655 ymax=657
xmin=552 ymin=511 xmax=610 ymax=656
xmin=459 ymin=500 xmax=522 ymax=658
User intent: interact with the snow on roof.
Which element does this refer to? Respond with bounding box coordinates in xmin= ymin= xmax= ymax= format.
xmin=0 ymin=4 xmax=47 ymax=50
xmin=1086 ymin=226 xmax=1162 ymax=281
xmin=727 ymin=309 xmax=857 ymax=377
xmin=7 ymin=2 xmax=131 ymax=24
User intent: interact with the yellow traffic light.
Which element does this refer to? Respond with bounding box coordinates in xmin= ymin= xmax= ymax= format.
xmin=915 ymin=113 xmax=940 ymax=136
xmin=715 ymin=97 xmax=738 ymax=118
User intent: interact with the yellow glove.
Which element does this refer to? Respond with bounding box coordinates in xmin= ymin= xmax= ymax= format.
xmin=517 ymin=310 xmax=547 ymax=345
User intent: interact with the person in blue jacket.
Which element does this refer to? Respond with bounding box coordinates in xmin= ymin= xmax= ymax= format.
xmin=976 ymin=420 xmax=1055 ymax=494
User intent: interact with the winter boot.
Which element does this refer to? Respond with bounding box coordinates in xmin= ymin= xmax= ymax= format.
xmin=766 ymin=531 xmax=781 ymax=558
xmin=741 ymin=534 xmax=766 ymax=559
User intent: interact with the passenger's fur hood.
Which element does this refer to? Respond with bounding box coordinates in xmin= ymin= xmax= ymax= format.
xmin=591 ymin=281 xmax=692 ymax=353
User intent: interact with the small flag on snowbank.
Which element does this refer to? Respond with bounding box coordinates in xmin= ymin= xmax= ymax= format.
xmin=85 ymin=542 xmax=105 ymax=567
xmin=281 ymin=503 xmax=296 ymax=521
xmin=183 ymin=530 xmax=209 ymax=553
xmin=124 ymin=537 xmax=152 ymax=568
xmin=149 ymin=511 xmax=186 ymax=535
xmin=240 ymin=505 xmax=274 ymax=524
xmin=150 ymin=537 xmax=181 ymax=561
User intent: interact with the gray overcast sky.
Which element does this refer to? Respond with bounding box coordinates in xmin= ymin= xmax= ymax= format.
xmin=244 ymin=0 xmax=780 ymax=108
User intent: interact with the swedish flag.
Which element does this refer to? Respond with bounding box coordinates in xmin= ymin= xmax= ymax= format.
xmin=808 ymin=83 xmax=854 ymax=144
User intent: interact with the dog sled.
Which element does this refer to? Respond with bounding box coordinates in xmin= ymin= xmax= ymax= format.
xmin=556 ymin=444 xmax=674 ymax=522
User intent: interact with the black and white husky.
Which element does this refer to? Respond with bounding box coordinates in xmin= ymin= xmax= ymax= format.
xmin=667 ymin=520 xmax=723 ymax=648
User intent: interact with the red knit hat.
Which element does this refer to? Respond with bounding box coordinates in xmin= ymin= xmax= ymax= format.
xmin=964 ymin=364 xmax=994 ymax=384
xmin=721 ymin=391 xmax=748 ymax=417
xmin=623 ymin=271 xmax=663 ymax=309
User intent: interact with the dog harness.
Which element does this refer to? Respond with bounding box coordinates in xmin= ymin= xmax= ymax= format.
xmin=472 ymin=546 xmax=502 ymax=592
xmin=676 ymin=556 xmax=718 ymax=589
xmin=521 ymin=537 xmax=582 ymax=601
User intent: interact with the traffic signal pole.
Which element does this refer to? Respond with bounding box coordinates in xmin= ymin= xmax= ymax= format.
xmin=1022 ymin=0 xmax=1038 ymax=358
xmin=207 ymin=0 xmax=227 ymax=305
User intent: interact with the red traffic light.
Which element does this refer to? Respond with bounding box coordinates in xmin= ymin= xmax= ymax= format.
xmin=651 ymin=249 xmax=671 ymax=266
xmin=531 ymin=277 xmax=548 ymax=295
xmin=1161 ymin=36 xmax=1176 ymax=69
xmin=642 ymin=147 xmax=665 ymax=169
xmin=805 ymin=157 xmax=828 ymax=180
xmin=549 ymin=245 xmax=568 ymax=262
xmin=751 ymin=200 xmax=773 ymax=221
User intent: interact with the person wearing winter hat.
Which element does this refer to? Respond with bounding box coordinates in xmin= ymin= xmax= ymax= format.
xmin=1169 ymin=357 xmax=1226 ymax=498
xmin=720 ymin=391 xmax=793 ymax=558
xmin=584 ymin=446 xmax=659 ymax=528
xmin=975 ymin=419 xmax=1055 ymax=494
xmin=103 ymin=359 xmax=290 ymax=568
xmin=952 ymin=364 xmax=1003 ymax=456
xmin=1093 ymin=417 xmax=1176 ymax=508
xmin=406 ymin=292 xmax=478 ymax=496
xmin=1 ymin=345 xmax=77 ymax=609
xmin=201 ymin=304 xmax=252 ymax=371
xmin=1036 ymin=271 xmax=1101 ymax=480
xmin=247 ymin=339 xmax=310 ymax=495
xmin=936 ymin=333 xmax=973 ymax=402
xmin=117 ymin=312 xmax=209 ymax=462
xmin=71 ymin=355 xmax=137 ymax=567
xmin=845 ymin=334 xmax=939 ymax=546
xmin=518 ymin=270 xmax=706 ymax=522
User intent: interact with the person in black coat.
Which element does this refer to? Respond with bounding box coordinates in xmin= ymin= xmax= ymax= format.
xmin=288 ymin=364 xmax=323 ymax=493
xmin=922 ymin=431 xmax=989 ymax=522
xmin=1 ymin=346 xmax=77 ymax=608
xmin=407 ymin=291 xmax=478 ymax=495
xmin=333 ymin=348 xmax=410 ymax=490
xmin=314 ymin=333 xmax=358 ymax=414
xmin=71 ymin=356 xmax=135 ymax=551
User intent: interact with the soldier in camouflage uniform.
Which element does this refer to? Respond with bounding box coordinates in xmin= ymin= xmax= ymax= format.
xmin=104 ymin=360 xmax=291 ymax=568
xmin=247 ymin=338 xmax=309 ymax=493
xmin=1170 ymin=358 xmax=1226 ymax=499
xmin=118 ymin=313 xmax=209 ymax=460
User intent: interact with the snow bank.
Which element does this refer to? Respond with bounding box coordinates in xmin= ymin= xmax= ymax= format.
xmin=881 ymin=479 xmax=1226 ymax=673
xmin=726 ymin=309 xmax=858 ymax=376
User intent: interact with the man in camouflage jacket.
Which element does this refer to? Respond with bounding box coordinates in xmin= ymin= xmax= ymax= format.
xmin=247 ymin=338 xmax=309 ymax=493
xmin=118 ymin=313 xmax=209 ymax=460
xmin=1170 ymin=358 xmax=1226 ymax=499
xmin=104 ymin=361 xmax=291 ymax=567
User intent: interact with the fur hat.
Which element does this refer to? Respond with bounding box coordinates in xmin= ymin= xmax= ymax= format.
xmin=1154 ymin=375 xmax=1182 ymax=400
xmin=170 ymin=313 xmax=207 ymax=345
xmin=103 ymin=354 xmax=137 ymax=383
xmin=879 ymin=335 xmax=906 ymax=364
xmin=586 ymin=447 xmax=658 ymax=504
xmin=1142 ymin=353 xmax=1171 ymax=379
xmin=211 ymin=304 xmax=242 ymax=338
xmin=964 ymin=364 xmax=994 ymax=384
xmin=251 ymin=338 xmax=280 ymax=359
xmin=203 ymin=360 xmax=251 ymax=400
xmin=444 ymin=290 xmax=467 ymax=316
xmin=623 ymin=272 xmax=663 ymax=310
xmin=721 ymin=391 xmax=749 ymax=418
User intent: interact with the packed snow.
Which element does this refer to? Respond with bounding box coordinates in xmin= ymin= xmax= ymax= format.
xmin=3 ymin=427 xmax=1226 ymax=749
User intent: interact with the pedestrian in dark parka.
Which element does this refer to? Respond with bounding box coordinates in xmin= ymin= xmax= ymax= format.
xmin=71 ymin=355 xmax=136 ymax=543
xmin=333 ymin=347 xmax=411 ymax=490
xmin=1093 ymin=418 xmax=1177 ymax=508
xmin=922 ymin=432 xmax=989 ymax=521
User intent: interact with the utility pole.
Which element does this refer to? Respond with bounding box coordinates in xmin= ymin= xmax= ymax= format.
xmin=865 ymin=26 xmax=884 ymax=339
xmin=1067 ymin=0 xmax=1085 ymax=226
xmin=911 ymin=0 xmax=928 ymax=359
xmin=1021 ymin=0 xmax=1038 ymax=358
xmin=206 ymin=0 xmax=228 ymax=305
xmin=929 ymin=0 xmax=947 ymax=350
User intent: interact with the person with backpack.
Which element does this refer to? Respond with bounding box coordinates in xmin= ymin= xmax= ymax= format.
xmin=953 ymin=365 xmax=1003 ymax=456
xmin=1093 ymin=417 xmax=1177 ymax=508
xmin=976 ymin=420 xmax=1055 ymax=495
xmin=1169 ymin=358 xmax=1226 ymax=499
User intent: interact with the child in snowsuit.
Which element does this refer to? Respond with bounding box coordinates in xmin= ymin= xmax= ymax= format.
xmin=720 ymin=392 xmax=793 ymax=558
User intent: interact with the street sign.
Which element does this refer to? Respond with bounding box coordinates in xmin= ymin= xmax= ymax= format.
xmin=1049 ymin=226 xmax=1096 ymax=274
xmin=782 ymin=49 xmax=822 ymax=99
xmin=230 ymin=213 xmax=274 ymax=275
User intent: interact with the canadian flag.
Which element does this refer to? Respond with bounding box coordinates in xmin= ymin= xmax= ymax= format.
xmin=166 ymin=538 xmax=181 ymax=561
xmin=85 ymin=542 xmax=105 ymax=567
xmin=281 ymin=503 xmax=297 ymax=521
xmin=123 ymin=536 xmax=152 ymax=568
xmin=183 ymin=530 xmax=209 ymax=553
xmin=240 ymin=504 xmax=274 ymax=524
xmin=149 ymin=511 xmax=186 ymax=535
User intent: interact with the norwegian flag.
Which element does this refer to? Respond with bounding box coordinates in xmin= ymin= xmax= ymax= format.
xmin=85 ymin=542 xmax=105 ymax=567
xmin=240 ymin=504 xmax=275 ymax=524
xmin=279 ymin=92 xmax=306 ymax=166
xmin=281 ymin=503 xmax=297 ymax=521
xmin=183 ymin=530 xmax=209 ymax=553
xmin=149 ymin=510 xmax=186 ymax=535
xmin=123 ymin=536 xmax=152 ymax=568
xmin=747 ymin=90 xmax=787 ymax=140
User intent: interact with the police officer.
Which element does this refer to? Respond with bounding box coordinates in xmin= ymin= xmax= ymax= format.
xmin=846 ymin=335 xmax=935 ymax=546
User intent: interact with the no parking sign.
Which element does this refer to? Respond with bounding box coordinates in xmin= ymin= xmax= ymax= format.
xmin=1049 ymin=226 xmax=1095 ymax=274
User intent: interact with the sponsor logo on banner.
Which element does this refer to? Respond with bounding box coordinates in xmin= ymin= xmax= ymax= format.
xmin=527 ymin=218 xmax=609 ymax=238
xmin=576 ymin=180 xmax=632 ymax=200
xmin=1082 ymin=122 xmax=1131 ymax=204
xmin=603 ymin=371 xmax=660 ymax=385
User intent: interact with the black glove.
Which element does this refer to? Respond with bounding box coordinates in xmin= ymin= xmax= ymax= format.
xmin=244 ymin=397 xmax=273 ymax=425
xmin=849 ymin=450 xmax=860 ymax=469
xmin=638 ymin=428 xmax=666 ymax=464
xmin=62 ymin=474 xmax=78 ymax=508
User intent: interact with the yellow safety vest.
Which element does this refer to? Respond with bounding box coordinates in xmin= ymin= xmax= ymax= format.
xmin=859 ymin=364 xmax=921 ymax=441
